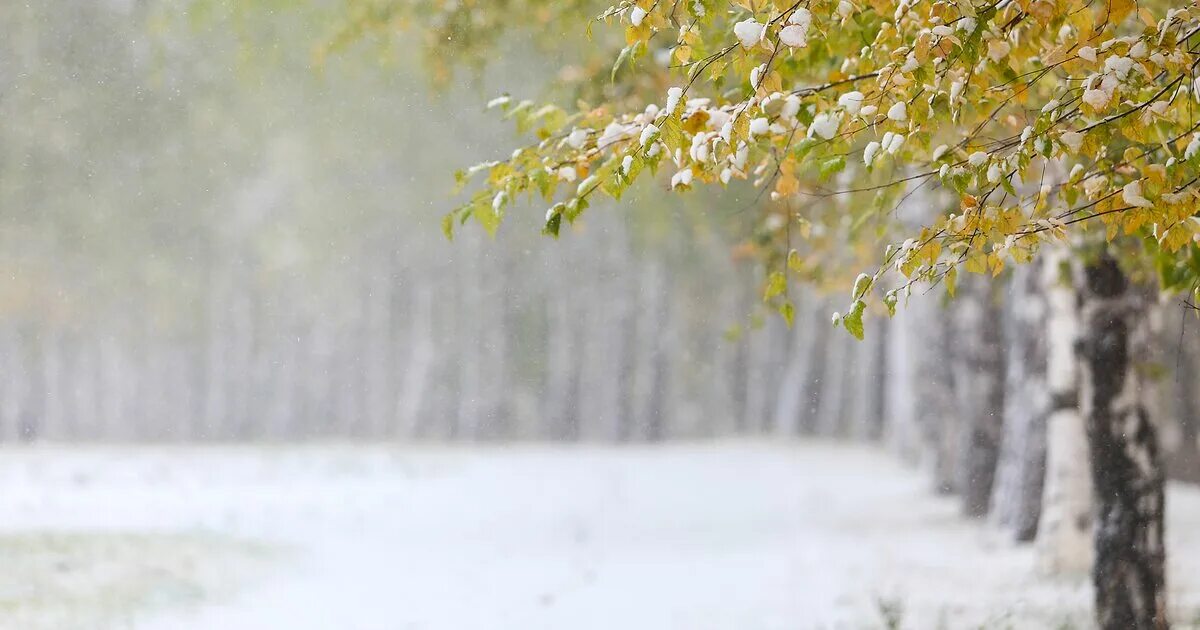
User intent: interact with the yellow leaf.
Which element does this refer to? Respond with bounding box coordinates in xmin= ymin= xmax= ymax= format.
xmin=1123 ymin=209 xmax=1149 ymax=235
xmin=1138 ymin=8 xmax=1156 ymax=27
xmin=682 ymin=109 xmax=709 ymax=134
xmin=776 ymin=173 xmax=800 ymax=196
xmin=625 ymin=23 xmax=650 ymax=45
xmin=964 ymin=253 xmax=988 ymax=274
xmin=1096 ymin=0 xmax=1134 ymax=29
xmin=756 ymin=71 xmax=783 ymax=97
xmin=989 ymin=252 xmax=1005 ymax=277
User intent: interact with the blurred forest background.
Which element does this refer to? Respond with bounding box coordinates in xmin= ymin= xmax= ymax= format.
xmin=0 ymin=0 xmax=1198 ymax=492
xmin=0 ymin=0 xmax=881 ymax=444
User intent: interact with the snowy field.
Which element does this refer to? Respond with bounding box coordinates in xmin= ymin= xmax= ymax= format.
xmin=0 ymin=441 xmax=1198 ymax=630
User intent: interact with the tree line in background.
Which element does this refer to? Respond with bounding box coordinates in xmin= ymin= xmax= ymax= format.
xmin=0 ymin=1 xmax=874 ymax=444
xmin=6 ymin=2 xmax=1200 ymax=627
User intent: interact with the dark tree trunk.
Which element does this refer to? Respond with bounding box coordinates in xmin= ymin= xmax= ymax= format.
xmin=1078 ymin=253 xmax=1168 ymax=630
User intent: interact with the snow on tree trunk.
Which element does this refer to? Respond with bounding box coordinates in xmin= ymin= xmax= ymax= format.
xmin=1078 ymin=253 xmax=1167 ymax=630
xmin=990 ymin=262 xmax=1048 ymax=541
xmin=1036 ymin=247 xmax=1092 ymax=575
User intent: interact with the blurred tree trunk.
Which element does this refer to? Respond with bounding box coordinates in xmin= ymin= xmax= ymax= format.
xmin=1167 ymin=314 xmax=1200 ymax=482
xmin=41 ymin=327 xmax=65 ymax=440
xmin=615 ymin=272 xmax=639 ymax=442
xmin=1036 ymin=248 xmax=1092 ymax=574
xmin=710 ymin=281 xmax=745 ymax=436
xmin=1078 ymin=253 xmax=1167 ymax=630
xmin=543 ymin=244 xmax=580 ymax=440
xmin=951 ymin=274 xmax=1007 ymax=517
xmin=455 ymin=234 xmax=483 ymax=439
xmin=0 ymin=326 xmax=28 ymax=442
xmin=923 ymin=302 xmax=961 ymax=494
xmin=578 ymin=222 xmax=625 ymax=441
xmin=18 ymin=324 xmax=41 ymax=442
xmin=799 ymin=300 xmax=831 ymax=435
xmin=866 ymin=316 xmax=890 ymax=440
xmin=772 ymin=295 xmax=817 ymax=435
xmin=744 ymin=311 xmax=774 ymax=434
xmin=990 ymin=262 xmax=1048 ymax=541
xmin=643 ymin=267 xmax=670 ymax=441
xmin=479 ymin=246 xmax=513 ymax=440
xmin=364 ymin=265 xmax=393 ymax=437
xmin=398 ymin=284 xmax=435 ymax=438
xmin=848 ymin=316 xmax=888 ymax=440
xmin=815 ymin=327 xmax=848 ymax=436
xmin=228 ymin=281 xmax=256 ymax=439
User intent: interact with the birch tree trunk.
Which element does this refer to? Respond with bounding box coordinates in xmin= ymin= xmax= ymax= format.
xmin=990 ymin=262 xmax=1048 ymax=540
xmin=1078 ymin=253 xmax=1167 ymax=630
xmin=1036 ymin=248 xmax=1093 ymax=574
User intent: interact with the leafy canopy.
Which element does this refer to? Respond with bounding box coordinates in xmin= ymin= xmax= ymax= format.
xmin=436 ymin=0 xmax=1200 ymax=337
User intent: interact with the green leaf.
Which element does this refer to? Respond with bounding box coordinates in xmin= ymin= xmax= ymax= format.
xmin=543 ymin=209 xmax=562 ymax=238
xmin=660 ymin=115 xmax=686 ymax=153
xmin=475 ymin=205 xmax=501 ymax=237
xmin=469 ymin=191 xmax=501 ymax=237
xmin=790 ymin=137 xmax=819 ymax=162
xmin=851 ymin=273 xmax=873 ymax=300
xmin=564 ymin=197 xmax=589 ymax=223
xmin=787 ymin=249 xmax=802 ymax=272
xmin=843 ymin=299 xmax=866 ymax=340
xmin=602 ymin=155 xmax=639 ymax=200
xmin=883 ymin=292 xmax=898 ymax=317
xmin=763 ymin=270 xmax=787 ymax=301
xmin=778 ymin=301 xmax=795 ymax=328
xmin=532 ymin=168 xmax=554 ymax=200
xmin=441 ymin=212 xmax=455 ymax=241
xmin=819 ymin=156 xmax=846 ymax=180
xmin=612 ymin=43 xmax=638 ymax=82
xmin=1000 ymin=174 xmax=1018 ymax=198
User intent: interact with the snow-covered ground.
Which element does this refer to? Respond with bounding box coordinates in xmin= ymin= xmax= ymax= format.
xmin=0 ymin=441 xmax=1198 ymax=629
